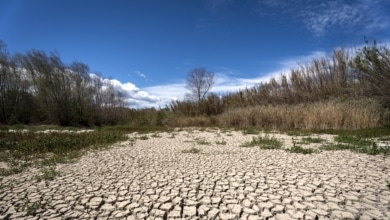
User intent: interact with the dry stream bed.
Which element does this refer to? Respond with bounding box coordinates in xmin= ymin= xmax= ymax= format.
xmin=0 ymin=128 xmax=389 ymax=219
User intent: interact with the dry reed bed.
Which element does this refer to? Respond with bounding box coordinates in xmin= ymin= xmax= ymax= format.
xmin=219 ymin=99 xmax=382 ymax=130
xmin=170 ymin=99 xmax=384 ymax=130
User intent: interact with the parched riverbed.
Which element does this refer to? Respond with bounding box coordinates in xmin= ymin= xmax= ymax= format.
xmin=1 ymin=129 xmax=389 ymax=219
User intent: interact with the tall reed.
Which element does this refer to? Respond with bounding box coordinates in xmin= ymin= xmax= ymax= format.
xmin=217 ymin=98 xmax=382 ymax=130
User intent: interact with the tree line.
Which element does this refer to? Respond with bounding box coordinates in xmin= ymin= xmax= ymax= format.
xmin=172 ymin=41 xmax=390 ymax=123
xmin=0 ymin=40 xmax=130 ymax=126
xmin=1 ymin=39 xmax=389 ymax=127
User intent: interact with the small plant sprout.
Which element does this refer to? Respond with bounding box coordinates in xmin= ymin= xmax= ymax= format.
xmin=195 ymin=138 xmax=211 ymax=145
xmin=216 ymin=139 xmax=227 ymax=145
xmin=151 ymin=132 xmax=161 ymax=138
xmin=16 ymin=195 xmax=48 ymax=216
xmin=169 ymin=132 xmax=176 ymax=139
xmin=182 ymin=147 xmax=201 ymax=154
xmin=287 ymin=138 xmax=315 ymax=154
xmin=138 ymin=135 xmax=149 ymax=140
xmin=242 ymin=128 xmax=260 ymax=135
xmin=36 ymin=167 xmax=60 ymax=182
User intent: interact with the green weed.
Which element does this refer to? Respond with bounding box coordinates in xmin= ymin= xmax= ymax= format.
xmin=216 ymin=139 xmax=227 ymax=145
xmin=287 ymin=146 xmax=315 ymax=154
xmin=285 ymin=130 xmax=313 ymax=136
xmin=36 ymin=167 xmax=60 ymax=182
xmin=301 ymin=137 xmax=325 ymax=144
xmin=242 ymin=128 xmax=260 ymax=135
xmin=151 ymin=132 xmax=162 ymax=138
xmin=320 ymin=141 xmax=389 ymax=155
xmin=168 ymin=133 xmax=176 ymax=139
xmin=0 ymin=129 xmax=127 ymax=176
xmin=182 ymin=147 xmax=201 ymax=154
xmin=335 ymin=135 xmax=373 ymax=147
xmin=241 ymin=135 xmax=282 ymax=149
xmin=138 ymin=135 xmax=149 ymax=140
xmin=15 ymin=195 xmax=49 ymax=216
xmin=286 ymin=139 xmax=315 ymax=154
xmin=378 ymin=136 xmax=390 ymax=141
xmin=319 ymin=143 xmax=351 ymax=151
xmin=195 ymin=138 xmax=211 ymax=145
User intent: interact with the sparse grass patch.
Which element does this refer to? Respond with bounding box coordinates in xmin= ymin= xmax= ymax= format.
xmin=242 ymin=128 xmax=260 ymax=135
xmin=320 ymin=141 xmax=389 ymax=155
xmin=195 ymin=138 xmax=211 ymax=145
xmin=378 ymin=136 xmax=390 ymax=141
xmin=319 ymin=143 xmax=351 ymax=151
xmin=220 ymin=128 xmax=231 ymax=133
xmin=241 ymin=135 xmax=282 ymax=149
xmin=128 ymin=137 xmax=136 ymax=145
xmin=215 ymin=139 xmax=227 ymax=145
xmin=300 ymin=136 xmax=325 ymax=144
xmin=151 ymin=132 xmax=162 ymax=138
xmin=138 ymin=135 xmax=149 ymax=140
xmin=15 ymin=195 xmax=49 ymax=216
xmin=182 ymin=147 xmax=201 ymax=154
xmin=168 ymin=132 xmax=177 ymax=139
xmin=287 ymin=145 xmax=315 ymax=154
xmin=335 ymin=134 xmax=373 ymax=147
xmin=286 ymin=130 xmax=313 ymax=136
xmin=0 ymin=129 xmax=127 ymax=176
xmin=0 ymin=164 xmax=26 ymax=176
xmin=36 ymin=166 xmax=60 ymax=182
xmin=101 ymin=125 xmax=170 ymax=134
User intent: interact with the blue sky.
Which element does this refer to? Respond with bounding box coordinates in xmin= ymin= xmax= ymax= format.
xmin=1 ymin=0 xmax=389 ymax=108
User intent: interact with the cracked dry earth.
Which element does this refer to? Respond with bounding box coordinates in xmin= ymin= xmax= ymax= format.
xmin=1 ymin=129 xmax=390 ymax=220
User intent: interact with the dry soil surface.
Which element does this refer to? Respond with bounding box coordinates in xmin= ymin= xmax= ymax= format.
xmin=1 ymin=128 xmax=389 ymax=220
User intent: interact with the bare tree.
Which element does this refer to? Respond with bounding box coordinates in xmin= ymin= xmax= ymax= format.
xmin=186 ymin=67 xmax=215 ymax=102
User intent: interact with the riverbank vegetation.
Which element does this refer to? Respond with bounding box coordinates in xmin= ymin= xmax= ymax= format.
xmin=1 ymin=39 xmax=390 ymax=176
xmin=1 ymin=39 xmax=389 ymax=129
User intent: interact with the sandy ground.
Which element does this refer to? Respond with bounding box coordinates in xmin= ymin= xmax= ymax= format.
xmin=0 ymin=128 xmax=389 ymax=219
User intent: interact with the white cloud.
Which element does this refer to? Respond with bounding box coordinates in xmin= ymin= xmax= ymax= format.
xmin=256 ymin=0 xmax=389 ymax=36
xmin=135 ymin=70 xmax=147 ymax=79
xmin=279 ymin=51 xmax=328 ymax=69
xmin=143 ymin=83 xmax=187 ymax=108
xmin=88 ymin=74 xmax=161 ymax=109
xmin=304 ymin=0 xmax=389 ymax=36
xmin=303 ymin=1 xmax=363 ymax=36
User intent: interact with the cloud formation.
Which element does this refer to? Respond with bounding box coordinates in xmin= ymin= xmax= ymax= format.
xmin=256 ymin=0 xmax=389 ymax=36
xmin=135 ymin=70 xmax=147 ymax=79
xmin=90 ymin=74 xmax=161 ymax=109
